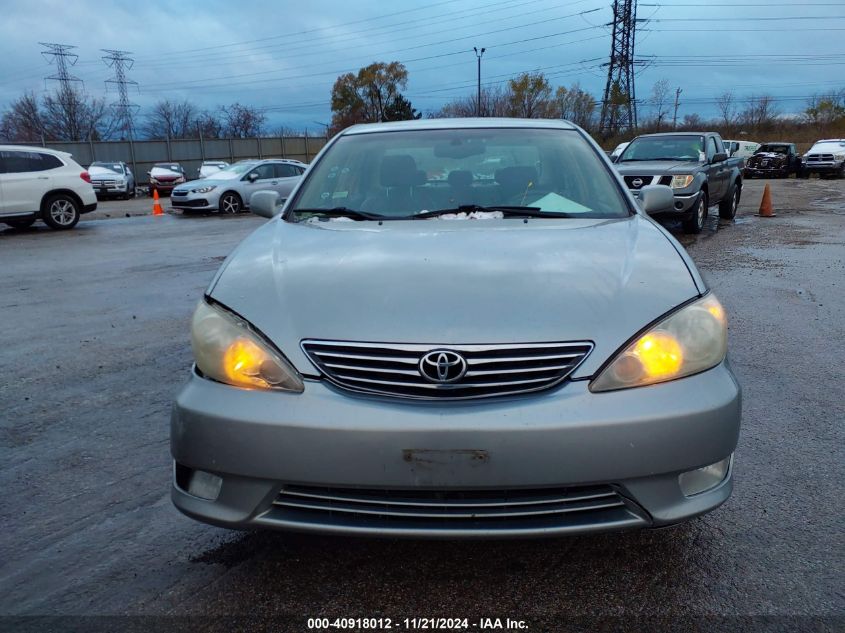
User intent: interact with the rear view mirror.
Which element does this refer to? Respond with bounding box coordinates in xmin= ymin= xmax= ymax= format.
xmin=250 ymin=190 xmax=282 ymax=219
xmin=711 ymin=152 xmax=728 ymax=163
xmin=637 ymin=185 xmax=674 ymax=215
xmin=434 ymin=139 xmax=486 ymax=159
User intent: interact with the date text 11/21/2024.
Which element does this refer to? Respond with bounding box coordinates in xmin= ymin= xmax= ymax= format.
xmin=306 ymin=617 xmax=529 ymax=630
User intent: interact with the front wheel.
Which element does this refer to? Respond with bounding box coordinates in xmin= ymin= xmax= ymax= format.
xmin=219 ymin=192 xmax=243 ymax=214
xmin=41 ymin=194 xmax=81 ymax=230
xmin=719 ymin=184 xmax=740 ymax=220
xmin=682 ymin=191 xmax=708 ymax=234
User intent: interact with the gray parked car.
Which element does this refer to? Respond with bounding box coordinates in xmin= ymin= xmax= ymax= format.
xmin=171 ymin=118 xmax=741 ymax=538
xmin=170 ymin=159 xmax=306 ymax=214
xmin=88 ymin=161 xmax=135 ymax=200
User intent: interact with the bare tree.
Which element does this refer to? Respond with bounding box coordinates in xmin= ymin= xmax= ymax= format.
xmin=143 ymin=99 xmax=199 ymax=139
xmin=716 ymin=90 xmax=737 ymax=128
xmin=0 ymin=91 xmax=44 ymax=142
xmin=740 ymin=95 xmax=779 ymax=131
xmin=196 ymin=111 xmax=224 ymax=139
xmin=40 ymin=85 xmax=115 ymax=141
xmin=219 ymin=103 xmax=266 ymax=138
xmin=430 ymin=86 xmax=510 ymax=118
xmin=649 ymin=78 xmax=671 ymax=131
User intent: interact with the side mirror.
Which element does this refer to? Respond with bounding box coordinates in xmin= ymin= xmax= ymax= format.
xmin=247 ymin=172 xmax=260 ymax=182
xmin=610 ymin=154 xmax=619 ymax=164
xmin=711 ymin=152 xmax=728 ymax=163
xmin=637 ymin=184 xmax=675 ymax=215
xmin=249 ymin=190 xmax=282 ymax=219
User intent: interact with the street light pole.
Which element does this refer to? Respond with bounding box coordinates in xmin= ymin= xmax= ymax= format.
xmin=473 ymin=47 xmax=486 ymax=117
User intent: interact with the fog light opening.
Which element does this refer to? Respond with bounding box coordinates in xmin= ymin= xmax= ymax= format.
xmin=175 ymin=462 xmax=223 ymax=501
xmin=679 ymin=455 xmax=732 ymax=497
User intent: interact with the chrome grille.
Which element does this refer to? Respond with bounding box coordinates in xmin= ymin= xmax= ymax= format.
xmin=268 ymin=484 xmax=646 ymax=531
xmin=807 ymin=154 xmax=834 ymax=162
xmin=301 ymin=340 xmax=592 ymax=400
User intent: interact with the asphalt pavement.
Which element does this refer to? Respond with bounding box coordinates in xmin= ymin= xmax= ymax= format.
xmin=1 ymin=179 xmax=843 ymax=632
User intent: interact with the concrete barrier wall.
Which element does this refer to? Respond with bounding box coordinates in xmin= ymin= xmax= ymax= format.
xmin=7 ymin=135 xmax=328 ymax=184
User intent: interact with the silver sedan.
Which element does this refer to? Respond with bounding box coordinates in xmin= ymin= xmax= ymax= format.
xmin=171 ymin=118 xmax=741 ymax=538
xmin=170 ymin=159 xmax=306 ymax=214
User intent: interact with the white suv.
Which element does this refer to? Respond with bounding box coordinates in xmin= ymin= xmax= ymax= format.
xmin=0 ymin=145 xmax=98 ymax=230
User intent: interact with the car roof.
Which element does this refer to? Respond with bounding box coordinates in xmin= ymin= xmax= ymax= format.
xmin=340 ymin=117 xmax=577 ymax=135
xmin=759 ymin=142 xmax=791 ymax=146
xmin=634 ymin=132 xmax=711 ymax=138
xmin=0 ymin=144 xmax=72 ymax=157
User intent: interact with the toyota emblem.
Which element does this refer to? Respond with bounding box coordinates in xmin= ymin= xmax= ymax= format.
xmin=419 ymin=350 xmax=467 ymax=384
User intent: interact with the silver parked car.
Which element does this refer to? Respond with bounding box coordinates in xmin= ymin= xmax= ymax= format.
xmin=197 ymin=160 xmax=229 ymax=179
xmin=88 ymin=161 xmax=135 ymax=200
xmin=170 ymin=159 xmax=306 ymax=214
xmin=171 ymin=118 xmax=741 ymax=538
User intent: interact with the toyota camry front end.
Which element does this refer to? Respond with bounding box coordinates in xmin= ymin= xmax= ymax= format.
xmin=170 ymin=118 xmax=741 ymax=538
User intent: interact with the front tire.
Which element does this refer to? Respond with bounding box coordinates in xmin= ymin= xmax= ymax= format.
xmin=719 ymin=183 xmax=740 ymax=220
xmin=41 ymin=194 xmax=81 ymax=230
xmin=683 ymin=190 xmax=708 ymax=234
xmin=5 ymin=217 xmax=37 ymax=229
xmin=219 ymin=192 xmax=243 ymax=214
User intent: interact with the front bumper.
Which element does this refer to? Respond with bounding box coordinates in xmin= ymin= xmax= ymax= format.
xmin=170 ymin=191 xmax=218 ymax=210
xmin=171 ymin=362 xmax=741 ymax=538
xmin=802 ymin=161 xmax=843 ymax=175
xmin=150 ymin=181 xmax=183 ymax=193
xmin=92 ymin=182 xmax=131 ymax=196
xmin=745 ymin=165 xmax=788 ymax=177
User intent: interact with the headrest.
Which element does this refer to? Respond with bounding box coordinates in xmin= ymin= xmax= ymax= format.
xmin=447 ymin=170 xmax=473 ymax=188
xmin=495 ymin=166 xmax=538 ymax=190
xmin=380 ymin=154 xmax=424 ymax=187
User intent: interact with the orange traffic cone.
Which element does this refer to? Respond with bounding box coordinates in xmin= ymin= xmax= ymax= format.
xmin=758 ymin=183 xmax=775 ymax=217
xmin=152 ymin=188 xmax=164 ymax=216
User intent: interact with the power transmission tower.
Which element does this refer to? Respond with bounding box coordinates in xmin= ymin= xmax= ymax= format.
xmin=40 ymin=42 xmax=83 ymax=94
xmin=102 ymin=49 xmax=139 ymax=140
xmin=599 ymin=0 xmax=639 ymax=138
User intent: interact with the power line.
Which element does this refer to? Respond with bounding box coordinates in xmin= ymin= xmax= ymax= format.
xmin=102 ymin=49 xmax=139 ymax=140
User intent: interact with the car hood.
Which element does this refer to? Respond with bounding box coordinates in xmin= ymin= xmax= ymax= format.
xmin=174 ymin=176 xmax=234 ymax=191
xmin=208 ymin=215 xmax=701 ymax=378
xmin=616 ymin=160 xmax=702 ymax=174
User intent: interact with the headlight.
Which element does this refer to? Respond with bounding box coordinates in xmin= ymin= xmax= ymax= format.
xmin=834 ymin=153 xmax=845 ymax=161
xmin=670 ymin=175 xmax=694 ymax=189
xmin=591 ymin=294 xmax=727 ymax=392
xmin=176 ymin=177 xmax=186 ymax=183
xmin=190 ymin=300 xmax=304 ymax=392
xmin=191 ymin=185 xmax=217 ymax=194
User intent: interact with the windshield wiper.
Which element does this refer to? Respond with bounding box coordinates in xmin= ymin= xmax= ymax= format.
xmin=410 ymin=205 xmax=575 ymax=219
xmin=290 ymin=207 xmax=387 ymax=221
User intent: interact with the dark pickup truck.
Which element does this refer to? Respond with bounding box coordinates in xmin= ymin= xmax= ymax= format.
xmin=613 ymin=132 xmax=744 ymax=234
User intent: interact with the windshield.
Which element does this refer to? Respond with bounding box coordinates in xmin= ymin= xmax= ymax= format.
xmin=211 ymin=162 xmax=256 ymax=179
xmin=757 ymin=145 xmax=788 ymax=154
xmin=620 ymin=136 xmax=704 ymax=162
xmin=90 ymin=162 xmax=124 ymax=174
xmin=153 ymin=164 xmax=181 ymax=172
xmin=288 ymin=128 xmax=629 ymax=220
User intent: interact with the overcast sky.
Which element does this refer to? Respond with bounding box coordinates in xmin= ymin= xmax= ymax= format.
xmin=1 ymin=0 xmax=844 ymax=133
